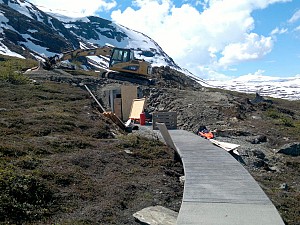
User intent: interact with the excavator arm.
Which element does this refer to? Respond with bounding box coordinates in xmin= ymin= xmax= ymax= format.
xmin=44 ymin=45 xmax=113 ymax=69
xmin=59 ymin=46 xmax=113 ymax=61
xmin=43 ymin=45 xmax=153 ymax=85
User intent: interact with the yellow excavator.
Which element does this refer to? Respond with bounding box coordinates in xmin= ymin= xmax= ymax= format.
xmin=43 ymin=45 xmax=154 ymax=85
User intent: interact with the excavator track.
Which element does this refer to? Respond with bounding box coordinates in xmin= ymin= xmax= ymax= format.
xmin=101 ymin=71 xmax=155 ymax=86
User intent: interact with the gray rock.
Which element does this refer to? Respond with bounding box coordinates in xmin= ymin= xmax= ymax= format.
xmin=252 ymin=149 xmax=266 ymax=159
xmin=133 ymin=206 xmax=178 ymax=225
xmin=253 ymin=159 xmax=266 ymax=168
xmin=249 ymin=135 xmax=267 ymax=144
xmin=268 ymin=166 xmax=280 ymax=172
xmin=280 ymin=183 xmax=288 ymax=191
xmin=252 ymin=115 xmax=262 ymax=120
xmin=179 ymin=176 xmax=185 ymax=185
xmin=277 ymin=142 xmax=300 ymax=156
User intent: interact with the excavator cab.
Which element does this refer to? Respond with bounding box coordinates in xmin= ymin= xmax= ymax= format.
xmin=109 ymin=48 xmax=134 ymax=66
xmin=108 ymin=48 xmax=152 ymax=77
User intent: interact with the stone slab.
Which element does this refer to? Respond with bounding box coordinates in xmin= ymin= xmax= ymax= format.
xmin=133 ymin=206 xmax=178 ymax=225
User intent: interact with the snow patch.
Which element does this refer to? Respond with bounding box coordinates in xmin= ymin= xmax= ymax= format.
xmin=20 ymin=34 xmax=53 ymax=57
xmin=208 ymin=75 xmax=300 ymax=100
xmin=27 ymin=29 xmax=38 ymax=33
xmin=47 ymin=12 xmax=90 ymax=23
xmin=0 ymin=42 xmax=25 ymax=58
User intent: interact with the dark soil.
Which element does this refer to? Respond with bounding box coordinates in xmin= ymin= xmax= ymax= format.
xmin=0 ymin=79 xmax=183 ymax=224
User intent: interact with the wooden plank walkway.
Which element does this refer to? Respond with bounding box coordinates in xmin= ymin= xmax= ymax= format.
xmin=162 ymin=129 xmax=285 ymax=225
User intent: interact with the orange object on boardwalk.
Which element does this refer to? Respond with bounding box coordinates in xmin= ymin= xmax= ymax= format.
xmin=197 ymin=125 xmax=214 ymax=139
xmin=198 ymin=131 xmax=214 ymax=139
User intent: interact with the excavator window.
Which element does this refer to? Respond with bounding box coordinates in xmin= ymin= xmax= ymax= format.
xmin=110 ymin=48 xmax=133 ymax=66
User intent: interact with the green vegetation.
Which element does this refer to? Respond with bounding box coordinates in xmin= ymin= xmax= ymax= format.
xmin=265 ymin=108 xmax=295 ymax=126
xmin=118 ymin=134 xmax=171 ymax=161
xmin=0 ymin=55 xmax=37 ymax=84
xmin=0 ymin=166 xmax=55 ymax=222
xmin=264 ymin=107 xmax=300 ymax=135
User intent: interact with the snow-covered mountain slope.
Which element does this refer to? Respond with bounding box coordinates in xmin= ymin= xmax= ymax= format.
xmin=208 ymin=75 xmax=300 ymax=100
xmin=0 ymin=0 xmax=299 ymax=101
xmin=0 ymin=0 xmax=179 ymax=69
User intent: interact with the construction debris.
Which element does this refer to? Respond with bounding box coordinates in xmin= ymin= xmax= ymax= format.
xmin=103 ymin=111 xmax=132 ymax=132
xmin=209 ymin=139 xmax=240 ymax=155
xmin=84 ymin=85 xmax=106 ymax=112
xmin=129 ymin=98 xmax=146 ymax=121
xmin=152 ymin=111 xmax=177 ymax=130
xmin=196 ymin=125 xmax=214 ymax=139
xmin=84 ymin=84 xmax=135 ymax=132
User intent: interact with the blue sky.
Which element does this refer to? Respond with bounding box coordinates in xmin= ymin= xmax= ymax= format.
xmin=30 ymin=0 xmax=300 ymax=80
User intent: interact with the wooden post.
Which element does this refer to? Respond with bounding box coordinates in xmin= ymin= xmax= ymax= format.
xmin=84 ymin=85 xmax=106 ymax=112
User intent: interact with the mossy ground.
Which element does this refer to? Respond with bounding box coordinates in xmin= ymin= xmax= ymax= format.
xmin=0 ymin=80 xmax=183 ymax=224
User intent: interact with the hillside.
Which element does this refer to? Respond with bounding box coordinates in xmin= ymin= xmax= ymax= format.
xmin=142 ymin=76 xmax=300 ymax=225
xmin=1 ymin=59 xmax=300 ymax=224
xmin=0 ymin=78 xmax=183 ymax=224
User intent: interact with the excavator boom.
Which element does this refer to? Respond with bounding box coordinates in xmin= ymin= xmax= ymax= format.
xmin=59 ymin=46 xmax=113 ymax=61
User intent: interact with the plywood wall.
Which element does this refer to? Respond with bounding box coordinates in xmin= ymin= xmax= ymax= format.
xmin=121 ymin=85 xmax=138 ymax=121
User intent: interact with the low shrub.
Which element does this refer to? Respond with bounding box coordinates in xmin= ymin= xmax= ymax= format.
xmin=280 ymin=117 xmax=294 ymax=127
xmin=0 ymin=168 xmax=56 ymax=223
xmin=265 ymin=108 xmax=295 ymax=127
xmin=0 ymin=67 xmax=29 ymax=84
xmin=266 ymin=109 xmax=281 ymax=119
xmin=0 ymin=55 xmax=37 ymax=84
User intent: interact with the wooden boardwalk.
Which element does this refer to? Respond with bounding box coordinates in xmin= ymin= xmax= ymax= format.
xmin=159 ymin=128 xmax=285 ymax=225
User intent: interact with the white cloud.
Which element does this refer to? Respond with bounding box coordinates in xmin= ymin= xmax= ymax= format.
xmin=219 ymin=33 xmax=273 ymax=67
xmin=111 ymin=0 xmax=286 ymax=76
xmin=271 ymin=27 xmax=288 ymax=35
xmin=28 ymin=0 xmax=116 ymax=17
xmin=288 ymin=9 xmax=300 ymax=23
xmin=197 ymin=66 xmax=234 ymax=81
xmin=294 ymin=25 xmax=300 ymax=32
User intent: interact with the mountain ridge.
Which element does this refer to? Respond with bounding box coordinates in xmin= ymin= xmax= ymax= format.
xmin=0 ymin=0 xmax=179 ymax=69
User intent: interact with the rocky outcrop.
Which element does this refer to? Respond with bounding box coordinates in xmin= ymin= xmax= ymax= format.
xmin=277 ymin=142 xmax=300 ymax=156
